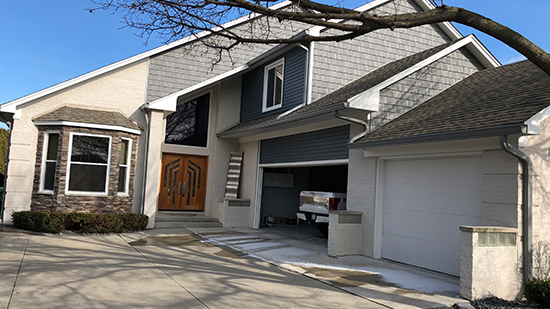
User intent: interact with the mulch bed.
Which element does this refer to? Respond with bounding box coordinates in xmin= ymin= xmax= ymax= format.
xmin=469 ymin=297 xmax=543 ymax=309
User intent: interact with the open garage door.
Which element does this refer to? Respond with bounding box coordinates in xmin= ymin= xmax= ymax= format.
xmin=381 ymin=156 xmax=483 ymax=276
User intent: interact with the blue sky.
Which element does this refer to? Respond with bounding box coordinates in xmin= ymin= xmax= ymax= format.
xmin=1 ymin=0 xmax=549 ymax=104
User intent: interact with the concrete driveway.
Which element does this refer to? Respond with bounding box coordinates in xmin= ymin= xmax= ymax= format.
xmin=0 ymin=228 xmax=383 ymax=309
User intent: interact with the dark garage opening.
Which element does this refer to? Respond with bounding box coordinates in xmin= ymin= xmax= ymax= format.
xmin=259 ymin=165 xmax=348 ymax=240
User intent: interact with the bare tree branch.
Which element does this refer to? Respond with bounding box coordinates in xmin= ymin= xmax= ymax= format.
xmin=90 ymin=0 xmax=550 ymax=75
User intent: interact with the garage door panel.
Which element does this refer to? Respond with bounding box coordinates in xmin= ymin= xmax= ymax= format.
xmin=384 ymin=183 xmax=482 ymax=216
xmin=385 ymin=157 xmax=483 ymax=185
xmin=382 ymin=233 xmax=461 ymax=276
xmin=383 ymin=207 xmax=482 ymax=246
xmin=382 ymin=156 xmax=482 ymax=276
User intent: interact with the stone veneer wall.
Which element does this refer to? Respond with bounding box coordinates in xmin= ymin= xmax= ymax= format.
xmin=31 ymin=126 xmax=138 ymax=214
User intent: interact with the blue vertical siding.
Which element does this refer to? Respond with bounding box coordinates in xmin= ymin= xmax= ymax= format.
xmin=240 ymin=47 xmax=307 ymax=123
xmin=260 ymin=125 xmax=350 ymax=164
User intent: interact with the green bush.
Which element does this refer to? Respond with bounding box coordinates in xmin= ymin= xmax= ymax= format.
xmin=524 ymin=278 xmax=550 ymax=307
xmin=11 ymin=211 xmax=148 ymax=234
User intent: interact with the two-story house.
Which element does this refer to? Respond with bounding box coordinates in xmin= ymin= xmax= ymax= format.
xmin=4 ymin=0 xmax=548 ymax=301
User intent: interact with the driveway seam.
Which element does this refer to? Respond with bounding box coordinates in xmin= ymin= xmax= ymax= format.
xmin=117 ymin=234 xmax=211 ymax=309
xmin=6 ymin=239 xmax=29 ymax=309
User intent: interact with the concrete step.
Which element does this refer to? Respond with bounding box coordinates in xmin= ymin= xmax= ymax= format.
xmin=155 ymin=221 xmax=223 ymax=229
xmin=155 ymin=211 xmax=222 ymax=229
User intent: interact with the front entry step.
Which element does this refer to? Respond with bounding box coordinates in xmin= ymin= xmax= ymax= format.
xmin=155 ymin=211 xmax=222 ymax=229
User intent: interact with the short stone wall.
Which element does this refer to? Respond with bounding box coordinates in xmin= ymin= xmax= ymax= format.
xmin=328 ymin=211 xmax=363 ymax=257
xmin=460 ymin=226 xmax=521 ymax=300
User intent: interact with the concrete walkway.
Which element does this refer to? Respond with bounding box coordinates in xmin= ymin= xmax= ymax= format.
xmin=1 ymin=228 xmax=384 ymax=309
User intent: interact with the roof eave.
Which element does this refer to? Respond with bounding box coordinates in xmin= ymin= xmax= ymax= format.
xmin=349 ymin=124 xmax=527 ymax=149
xmin=217 ymin=102 xmax=345 ymax=138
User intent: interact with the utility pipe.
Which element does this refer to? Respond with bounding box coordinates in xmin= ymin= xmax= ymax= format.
xmin=499 ymin=134 xmax=532 ymax=284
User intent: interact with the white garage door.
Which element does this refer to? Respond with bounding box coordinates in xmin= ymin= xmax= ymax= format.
xmin=382 ymin=156 xmax=483 ymax=276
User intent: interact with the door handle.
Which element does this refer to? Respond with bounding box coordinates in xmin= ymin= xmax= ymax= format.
xmin=182 ymin=182 xmax=186 ymax=196
xmin=178 ymin=182 xmax=181 ymax=195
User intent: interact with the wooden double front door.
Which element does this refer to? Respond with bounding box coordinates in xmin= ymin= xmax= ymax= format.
xmin=159 ymin=153 xmax=208 ymax=211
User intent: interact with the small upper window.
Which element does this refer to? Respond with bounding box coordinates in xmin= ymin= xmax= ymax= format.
xmin=165 ymin=93 xmax=210 ymax=147
xmin=263 ymin=59 xmax=284 ymax=112
xmin=40 ymin=132 xmax=59 ymax=192
xmin=117 ymin=138 xmax=131 ymax=195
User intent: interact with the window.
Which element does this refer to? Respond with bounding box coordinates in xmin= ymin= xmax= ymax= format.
xmin=165 ymin=93 xmax=210 ymax=147
xmin=117 ymin=138 xmax=131 ymax=195
xmin=67 ymin=133 xmax=111 ymax=194
xmin=263 ymin=59 xmax=284 ymax=112
xmin=40 ymin=132 xmax=59 ymax=192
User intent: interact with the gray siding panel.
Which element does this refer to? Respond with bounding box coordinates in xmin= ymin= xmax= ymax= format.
xmin=146 ymin=17 xmax=310 ymax=102
xmin=260 ymin=125 xmax=350 ymax=164
xmin=311 ymin=0 xmax=453 ymax=102
xmin=240 ymin=47 xmax=307 ymax=123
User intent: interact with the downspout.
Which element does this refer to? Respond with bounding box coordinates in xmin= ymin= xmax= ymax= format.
xmin=334 ymin=110 xmax=370 ymax=143
xmin=140 ymin=105 xmax=151 ymax=215
xmin=0 ymin=118 xmax=13 ymax=225
xmin=499 ymin=135 xmax=532 ymax=284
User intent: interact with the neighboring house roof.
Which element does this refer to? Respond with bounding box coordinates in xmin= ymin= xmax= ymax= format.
xmin=33 ymin=106 xmax=141 ymax=135
xmin=218 ymin=36 xmax=480 ymax=138
xmin=1 ymin=0 xmax=498 ymax=115
xmin=350 ymin=60 xmax=550 ymax=148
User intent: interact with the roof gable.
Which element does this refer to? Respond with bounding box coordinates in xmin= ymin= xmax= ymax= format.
xmin=352 ymin=60 xmax=550 ymax=147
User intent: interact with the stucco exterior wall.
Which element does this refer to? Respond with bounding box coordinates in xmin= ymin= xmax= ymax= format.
xmin=210 ymin=78 xmax=242 ymax=219
xmin=523 ymin=118 xmax=550 ymax=278
xmin=3 ymin=60 xmax=148 ymax=223
xmin=238 ymin=141 xmax=260 ymax=227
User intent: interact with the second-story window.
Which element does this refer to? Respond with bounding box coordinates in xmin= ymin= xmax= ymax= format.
xmin=263 ymin=59 xmax=284 ymax=112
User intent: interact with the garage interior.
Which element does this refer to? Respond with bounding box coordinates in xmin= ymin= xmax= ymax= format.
xmin=259 ymin=164 xmax=348 ymax=240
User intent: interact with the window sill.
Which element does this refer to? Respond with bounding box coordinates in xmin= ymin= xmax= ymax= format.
xmin=65 ymin=191 xmax=109 ymax=197
xmin=262 ymin=104 xmax=282 ymax=113
xmin=38 ymin=191 xmax=55 ymax=195
xmin=117 ymin=193 xmax=129 ymax=197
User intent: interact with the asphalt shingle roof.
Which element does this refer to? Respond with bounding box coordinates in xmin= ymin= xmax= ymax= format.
xmin=33 ymin=106 xmax=140 ymax=131
xmin=355 ymin=60 xmax=550 ymax=144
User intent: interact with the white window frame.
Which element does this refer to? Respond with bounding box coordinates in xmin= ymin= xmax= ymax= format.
xmin=39 ymin=130 xmax=60 ymax=194
xmin=117 ymin=138 xmax=132 ymax=196
xmin=262 ymin=58 xmax=285 ymax=113
xmin=65 ymin=132 xmax=112 ymax=196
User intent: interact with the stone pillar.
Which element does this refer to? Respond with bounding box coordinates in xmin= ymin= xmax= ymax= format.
xmin=328 ymin=211 xmax=363 ymax=257
xmin=460 ymin=226 xmax=521 ymax=300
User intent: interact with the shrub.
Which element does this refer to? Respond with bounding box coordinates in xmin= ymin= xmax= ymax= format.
xmin=12 ymin=211 xmax=65 ymax=233
xmin=524 ymin=278 xmax=550 ymax=307
xmin=11 ymin=211 xmax=148 ymax=234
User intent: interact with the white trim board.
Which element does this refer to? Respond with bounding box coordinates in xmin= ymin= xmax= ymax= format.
xmin=33 ymin=121 xmax=142 ymax=135
xmin=0 ymin=1 xmax=292 ymax=113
